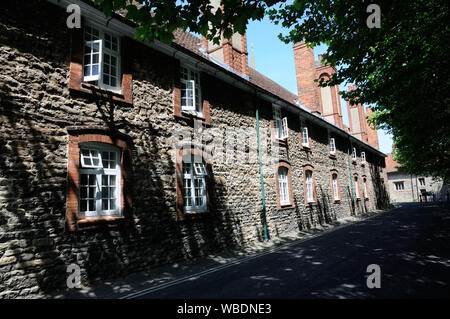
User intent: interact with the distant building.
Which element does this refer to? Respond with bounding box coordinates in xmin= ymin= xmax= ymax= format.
xmin=386 ymin=154 xmax=448 ymax=202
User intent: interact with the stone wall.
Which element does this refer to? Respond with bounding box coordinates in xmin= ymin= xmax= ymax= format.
xmin=0 ymin=0 xmax=389 ymax=298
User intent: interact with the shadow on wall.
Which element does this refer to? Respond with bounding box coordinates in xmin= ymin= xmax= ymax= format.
xmin=369 ymin=165 xmax=390 ymax=209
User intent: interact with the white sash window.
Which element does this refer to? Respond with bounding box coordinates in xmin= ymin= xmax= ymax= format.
xmin=352 ymin=147 xmax=357 ymax=161
xmin=354 ymin=176 xmax=360 ymax=198
xmin=83 ymin=25 xmax=121 ymax=92
xmin=180 ymin=66 xmax=202 ymax=113
xmin=79 ymin=143 xmax=121 ymax=218
xmin=329 ymin=137 xmax=336 ymax=154
xmin=361 ymin=151 xmax=366 ymax=164
xmin=305 ymin=170 xmax=314 ymax=203
xmin=183 ymin=157 xmax=207 ymax=212
xmin=278 ymin=167 xmax=290 ymax=205
xmin=332 ymin=174 xmax=339 ymax=201
xmin=302 ymin=126 xmax=309 ymax=147
xmin=273 ymin=106 xmax=288 ymax=140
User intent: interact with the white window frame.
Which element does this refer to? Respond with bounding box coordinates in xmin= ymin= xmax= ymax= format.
xmin=182 ymin=156 xmax=207 ymax=213
xmin=180 ymin=66 xmax=202 ymax=114
xmin=305 ymin=170 xmax=314 ymax=203
xmin=354 ymin=176 xmax=360 ymax=198
xmin=419 ymin=178 xmax=425 ymax=186
xmin=278 ymin=167 xmax=290 ymax=205
xmin=301 ymin=126 xmax=310 ymax=148
xmin=329 ymin=137 xmax=336 ymax=154
xmin=273 ymin=106 xmax=288 ymax=140
xmin=83 ymin=24 xmax=121 ymax=93
xmin=79 ymin=143 xmax=121 ymax=219
xmin=352 ymin=147 xmax=357 ymax=161
xmin=363 ymin=178 xmax=369 ymax=198
xmin=332 ymin=174 xmax=339 ymax=201
xmin=361 ymin=151 xmax=366 ymax=164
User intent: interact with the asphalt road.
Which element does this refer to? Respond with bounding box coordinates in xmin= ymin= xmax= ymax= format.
xmin=136 ymin=203 xmax=450 ymax=299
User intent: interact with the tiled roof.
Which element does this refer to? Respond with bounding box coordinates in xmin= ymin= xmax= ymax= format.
xmin=386 ymin=153 xmax=401 ymax=172
xmin=248 ymin=68 xmax=298 ymax=105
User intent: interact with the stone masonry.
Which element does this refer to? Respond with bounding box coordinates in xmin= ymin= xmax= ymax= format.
xmin=0 ymin=0 xmax=390 ymax=298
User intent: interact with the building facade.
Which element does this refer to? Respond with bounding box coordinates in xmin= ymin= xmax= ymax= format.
xmin=386 ymin=154 xmax=448 ymax=203
xmin=0 ymin=0 xmax=390 ymax=297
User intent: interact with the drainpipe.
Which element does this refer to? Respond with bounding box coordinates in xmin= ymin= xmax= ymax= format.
xmin=256 ymin=107 xmax=268 ymax=241
xmin=347 ymin=144 xmax=355 ymax=215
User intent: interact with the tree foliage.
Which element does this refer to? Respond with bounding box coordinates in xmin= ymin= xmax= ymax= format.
xmin=94 ymin=0 xmax=450 ymax=182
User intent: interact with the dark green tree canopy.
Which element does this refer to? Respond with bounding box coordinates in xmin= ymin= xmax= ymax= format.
xmin=94 ymin=0 xmax=450 ymax=182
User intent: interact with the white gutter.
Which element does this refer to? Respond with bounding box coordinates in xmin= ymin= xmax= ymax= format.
xmin=49 ymin=0 xmax=385 ymax=158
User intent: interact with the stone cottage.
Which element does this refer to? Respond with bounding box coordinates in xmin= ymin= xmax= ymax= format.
xmin=0 ymin=0 xmax=390 ymax=297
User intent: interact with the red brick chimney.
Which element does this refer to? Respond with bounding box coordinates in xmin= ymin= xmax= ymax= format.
xmin=365 ymin=106 xmax=379 ymax=149
xmin=315 ymin=54 xmax=343 ymax=128
xmin=293 ymin=42 xmax=321 ymax=113
xmin=201 ymin=1 xmax=248 ymax=77
xmin=346 ymin=85 xmax=379 ymax=148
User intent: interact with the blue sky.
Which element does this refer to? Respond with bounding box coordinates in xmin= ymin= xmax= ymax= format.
xmin=246 ymin=16 xmax=393 ymax=154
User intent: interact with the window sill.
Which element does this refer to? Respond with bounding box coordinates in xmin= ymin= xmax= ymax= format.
xmin=301 ymin=145 xmax=311 ymax=151
xmin=329 ymin=153 xmax=337 ymax=159
xmin=175 ymin=111 xmax=211 ymax=126
xmin=70 ymin=82 xmax=131 ymax=105
xmin=352 ymin=160 xmax=357 ymax=164
xmin=305 ymin=201 xmax=317 ymax=207
xmin=333 ymin=199 xmax=341 ymax=204
xmin=69 ymin=216 xmax=126 ymax=231
xmin=278 ymin=204 xmax=295 ymax=211
xmin=273 ymin=138 xmax=288 ymax=147
xmin=178 ymin=210 xmax=210 ymax=221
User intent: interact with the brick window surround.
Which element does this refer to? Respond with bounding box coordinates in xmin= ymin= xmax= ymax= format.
xmin=173 ymin=62 xmax=211 ymax=126
xmin=353 ymin=174 xmax=361 ymax=200
xmin=275 ymin=160 xmax=295 ymax=210
xmin=66 ymin=127 xmax=133 ymax=231
xmin=303 ymin=164 xmax=317 ymax=206
xmin=330 ymin=170 xmax=341 ymax=203
xmin=69 ymin=22 xmax=133 ymax=105
xmin=362 ymin=176 xmax=369 ymax=200
xmin=176 ymin=145 xmax=213 ymax=221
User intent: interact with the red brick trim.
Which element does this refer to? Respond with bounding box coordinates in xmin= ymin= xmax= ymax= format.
xmin=173 ymin=62 xmax=211 ymax=126
xmin=66 ymin=127 xmax=133 ymax=231
xmin=176 ymin=145 xmax=213 ymax=221
xmin=303 ymin=164 xmax=317 ymax=206
xmin=330 ymin=170 xmax=341 ymax=203
xmin=275 ymin=160 xmax=295 ymax=210
xmin=68 ymin=23 xmax=133 ymax=105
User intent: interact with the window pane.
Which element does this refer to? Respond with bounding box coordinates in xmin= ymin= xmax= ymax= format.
xmin=80 ymin=200 xmax=87 ymax=212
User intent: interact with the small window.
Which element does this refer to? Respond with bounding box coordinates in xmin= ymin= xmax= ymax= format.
xmin=79 ymin=143 xmax=121 ymax=218
xmin=332 ymin=173 xmax=339 ymax=201
xmin=354 ymin=175 xmax=360 ymax=198
xmin=273 ymin=106 xmax=288 ymax=140
xmin=394 ymin=181 xmax=405 ymax=191
xmin=305 ymin=170 xmax=315 ymax=203
xmin=419 ymin=178 xmax=425 ymax=186
xmin=352 ymin=147 xmax=357 ymax=161
xmin=182 ymin=156 xmax=207 ymax=212
xmin=361 ymin=151 xmax=366 ymax=164
xmin=180 ymin=66 xmax=202 ymax=113
xmin=278 ymin=166 xmax=290 ymax=205
xmin=83 ymin=25 xmax=121 ymax=92
xmin=301 ymin=126 xmax=309 ymax=147
xmin=329 ymin=137 xmax=336 ymax=155
xmin=363 ymin=177 xmax=369 ymax=199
